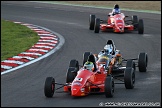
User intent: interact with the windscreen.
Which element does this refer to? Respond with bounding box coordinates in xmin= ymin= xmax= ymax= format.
xmin=98 ymin=54 xmax=109 ymax=64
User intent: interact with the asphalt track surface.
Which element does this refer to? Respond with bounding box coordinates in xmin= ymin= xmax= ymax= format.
xmin=1 ymin=1 xmax=161 ymax=107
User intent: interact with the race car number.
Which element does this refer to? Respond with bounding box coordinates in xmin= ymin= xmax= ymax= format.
xmin=116 ymin=17 xmax=122 ymax=20
xmin=74 ymin=78 xmax=83 ymax=82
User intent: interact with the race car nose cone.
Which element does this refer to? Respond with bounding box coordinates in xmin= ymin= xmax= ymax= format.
xmin=119 ymin=27 xmax=124 ymax=32
xmin=71 ymin=88 xmax=81 ymax=96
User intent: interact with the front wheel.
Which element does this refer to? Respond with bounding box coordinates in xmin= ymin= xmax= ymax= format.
xmin=94 ymin=18 xmax=100 ymax=33
xmin=124 ymin=68 xmax=135 ymax=89
xmin=44 ymin=77 xmax=55 ymax=98
xmin=138 ymin=19 xmax=144 ymax=34
xmin=104 ymin=75 xmax=114 ymax=98
xmin=138 ymin=52 xmax=148 ymax=72
xmin=89 ymin=14 xmax=95 ymax=30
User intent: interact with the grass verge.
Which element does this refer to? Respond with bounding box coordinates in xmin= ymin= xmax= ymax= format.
xmin=53 ymin=1 xmax=161 ymax=12
xmin=1 ymin=19 xmax=39 ymax=61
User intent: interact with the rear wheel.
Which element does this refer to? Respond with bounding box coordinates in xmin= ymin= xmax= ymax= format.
xmin=124 ymin=68 xmax=135 ymax=89
xmin=105 ymin=75 xmax=114 ymax=98
xmin=69 ymin=59 xmax=79 ymax=71
xmin=126 ymin=59 xmax=136 ymax=72
xmin=89 ymin=14 xmax=95 ymax=30
xmin=44 ymin=77 xmax=55 ymax=98
xmin=83 ymin=52 xmax=92 ymax=65
xmin=138 ymin=52 xmax=148 ymax=72
xmin=66 ymin=67 xmax=76 ymax=83
xmin=132 ymin=15 xmax=138 ymax=29
xmin=138 ymin=19 xmax=144 ymax=34
xmin=94 ymin=18 xmax=100 ymax=33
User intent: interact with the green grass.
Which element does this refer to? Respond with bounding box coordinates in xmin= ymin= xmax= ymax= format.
xmin=1 ymin=19 xmax=40 ymax=61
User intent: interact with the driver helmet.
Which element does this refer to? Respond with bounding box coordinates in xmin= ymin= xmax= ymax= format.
xmin=113 ymin=4 xmax=120 ymax=14
xmin=104 ymin=44 xmax=113 ymax=54
xmin=84 ymin=61 xmax=94 ymax=71
xmin=114 ymin=4 xmax=119 ymax=9
xmin=113 ymin=8 xmax=120 ymax=14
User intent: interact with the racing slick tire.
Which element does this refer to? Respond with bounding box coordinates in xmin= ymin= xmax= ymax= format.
xmin=124 ymin=67 xmax=135 ymax=89
xmin=66 ymin=67 xmax=77 ymax=83
xmin=138 ymin=19 xmax=144 ymax=34
xmin=132 ymin=15 xmax=138 ymax=29
xmin=94 ymin=18 xmax=100 ymax=33
xmin=83 ymin=52 xmax=92 ymax=65
xmin=105 ymin=75 xmax=114 ymax=98
xmin=138 ymin=52 xmax=148 ymax=72
xmin=44 ymin=77 xmax=55 ymax=98
xmin=126 ymin=59 xmax=136 ymax=72
xmin=69 ymin=59 xmax=79 ymax=72
xmin=89 ymin=14 xmax=95 ymax=30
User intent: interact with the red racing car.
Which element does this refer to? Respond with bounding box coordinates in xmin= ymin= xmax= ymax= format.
xmin=44 ymin=42 xmax=147 ymax=98
xmin=44 ymin=55 xmax=116 ymax=98
xmin=89 ymin=12 xmax=144 ymax=34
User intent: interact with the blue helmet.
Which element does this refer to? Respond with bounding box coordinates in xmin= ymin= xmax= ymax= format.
xmin=113 ymin=4 xmax=120 ymax=14
xmin=114 ymin=8 xmax=120 ymax=14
